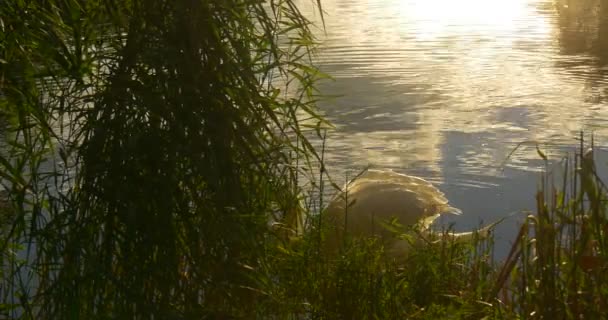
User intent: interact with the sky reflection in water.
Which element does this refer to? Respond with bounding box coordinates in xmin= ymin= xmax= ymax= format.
xmin=296 ymin=0 xmax=608 ymax=254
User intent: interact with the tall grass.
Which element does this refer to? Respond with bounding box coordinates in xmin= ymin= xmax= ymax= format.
xmin=2 ymin=0 xmax=608 ymax=319
xmin=1 ymin=0 xmax=327 ymax=318
xmin=273 ymin=137 xmax=608 ymax=319
xmin=495 ymin=137 xmax=608 ymax=318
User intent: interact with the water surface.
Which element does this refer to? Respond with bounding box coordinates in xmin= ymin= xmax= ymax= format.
xmin=297 ymin=0 xmax=608 ymax=252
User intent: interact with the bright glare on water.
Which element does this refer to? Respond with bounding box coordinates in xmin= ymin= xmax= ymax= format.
xmin=296 ymin=0 xmax=608 ymax=252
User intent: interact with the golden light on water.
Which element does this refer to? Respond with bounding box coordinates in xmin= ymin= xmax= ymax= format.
xmin=294 ymin=0 xmax=608 ymax=244
xmin=295 ymin=0 xmax=608 ymax=185
xmin=400 ymin=0 xmax=525 ymax=28
xmin=396 ymin=0 xmax=551 ymax=40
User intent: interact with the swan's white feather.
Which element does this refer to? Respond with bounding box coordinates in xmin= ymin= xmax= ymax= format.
xmin=322 ymin=169 xmax=475 ymax=258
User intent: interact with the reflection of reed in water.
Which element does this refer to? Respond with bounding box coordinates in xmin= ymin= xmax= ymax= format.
xmin=555 ymin=0 xmax=608 ymax=63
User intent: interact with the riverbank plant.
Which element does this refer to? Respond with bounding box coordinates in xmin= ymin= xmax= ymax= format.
xmin=1 ymin=0 xmax=327 ymax=318
xmin=2 ymin=0 xmax=608 ymax=319
xmin=258 ymin=138 xmax=608 ymax=319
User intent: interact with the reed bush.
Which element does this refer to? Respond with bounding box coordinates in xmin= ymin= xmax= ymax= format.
xmin=2 ymin=0 xmax=608 ymax=318
xmin=264 ymin=137 xmax=608 ymax=319
xmin=1 ymin=0 xmax=326 ymax=318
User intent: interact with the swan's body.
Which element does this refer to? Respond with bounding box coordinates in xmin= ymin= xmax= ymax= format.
xmin=322 ymin=170 xmax=491 ymax=258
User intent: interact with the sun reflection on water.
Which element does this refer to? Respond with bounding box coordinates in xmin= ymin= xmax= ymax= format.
xmin=293 ymin=0 xmax=608 ymax=253
xmin=294 ymin=0 xmax=608 ymax=188
xmin=397 ymin=0 xmax=545 ymax=36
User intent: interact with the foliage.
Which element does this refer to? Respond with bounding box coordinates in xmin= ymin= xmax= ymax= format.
xmin=1 ymin=0 xmax=326 ymax=318
xmin=2 ymin=0 xmax=608 ymax=319
xmin=496 ymin=137 xmax=608 ymax=318
xmin=261 ymin=137 xmax=608 ymax=319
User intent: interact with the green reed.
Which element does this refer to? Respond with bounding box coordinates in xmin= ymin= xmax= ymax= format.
xmin=263 ymin=136 xmax=608 ymax=319
xmin=2 ymin=0 xmax=608 ymax=318
xmin=493 ymin=136 xmax=608 ymax=319
xmin=1 ymin=0 xmax=327 ymax=318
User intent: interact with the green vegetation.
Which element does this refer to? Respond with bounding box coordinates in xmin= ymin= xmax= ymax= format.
xmin=266 ymin=140 xmax=608 ymax=319
xmin=1 ymin=1 xmax=608 ymax=319
xmin=1 ymin=0 xmax=326 ymax=318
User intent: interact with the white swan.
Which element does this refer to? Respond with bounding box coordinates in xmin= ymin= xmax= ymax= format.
xmin=320 ymin=169 xmax=495 ymax=258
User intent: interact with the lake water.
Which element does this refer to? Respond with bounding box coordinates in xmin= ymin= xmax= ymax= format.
xmin=297 ymin=0 xmax=608 ymax=253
